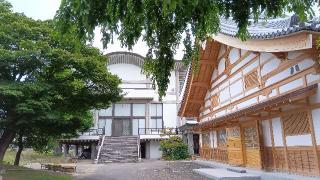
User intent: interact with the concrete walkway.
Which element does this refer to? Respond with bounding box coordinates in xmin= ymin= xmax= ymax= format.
xmin=194 ymin=160 xmax=320 ymax=180
xmin=74 ymin=160 xmax=210 ymax=180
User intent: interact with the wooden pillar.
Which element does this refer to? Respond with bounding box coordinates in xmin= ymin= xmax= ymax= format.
xmin=91 ymin=142 xmax=96 ymax=160
xmin=63 ymin=144 xmax=69 ymax=157
xmin=307 ymin=108 xmax=320 ymax=175
xmin=268 ymin=119 xmax=277 ymax=171
xmin=280 ymin=114 xmax=289 ymax=172
xmin=75 ymin=145 xmax=79 ymax=157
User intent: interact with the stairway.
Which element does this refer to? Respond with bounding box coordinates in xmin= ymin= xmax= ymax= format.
xmin=98 ymin=136 xmax=139 ymax=163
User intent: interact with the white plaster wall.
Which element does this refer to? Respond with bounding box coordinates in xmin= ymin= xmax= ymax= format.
xmin=309 ymin=83 xmax=320 ymax=104
xmin=220 ymin=88 xmax=230 ymax=102
xmin=210 ymin=131 xmax=214 ymax=148
xmin=108 ymin=64 xmax=146 ymax=81
xmin=218 ymin=58 xmax=226 ymax=75
xmin=242 ymin=60 xmax=258 ymax=74
xmin=163 ymin=103 xmax=178 ymax=128
xmin=213 ymin=131 xmax=217 ymax=148
xmin=311 ymin=108 xmax=320 ymax=145
xmin=279 ymin=78 xmax=303 ymax=93
xmin=237 ymin=97 xmax=257 ymax=109
xmin=231 ymin=53 xmax=256 ymax=74
xmin=230 ymin=80 xmax=243 ymax=97
xmin=272 ymin=117 xmax=284 ymax=147
xmin=166 ymin=71 xmax=176 ymax=93
xmin=149 ymin=141 xmax=162 ymax=159
xmin=261 ymin=120 xmax=272 ymax=147
xmin=260 ymin=57 xmax=280 ymax=76
xmin=286 ymin=135 xmax=312 ymax=146
xmin=260 ymin=53 xmax=273 ymax=64
xmin=229 ymin=48 xmax=240 ymax=64
xmin=306 ymin=73 xmax=320 ymax=84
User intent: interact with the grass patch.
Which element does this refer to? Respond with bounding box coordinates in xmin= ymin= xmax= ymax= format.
xmin=2 ymin=169 xmax=71 ymax=180
xmin=3 ymin=149 xmax=66 ymax=166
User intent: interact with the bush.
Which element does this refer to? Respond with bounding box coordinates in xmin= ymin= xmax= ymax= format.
xmin=160 ymin=136 xmax=189 ymax=160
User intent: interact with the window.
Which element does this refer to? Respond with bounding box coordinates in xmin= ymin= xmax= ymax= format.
xmin=217 ymin=129 xmax=227 ymax=147
xmin=99 ymin=107 xmax=112 ymax=116
xmin=244 ymin=70 xmax=259 ymax=90
xmin=290 ymin=64 xmax=300 ymax=75
xmin=150 ymin=103 xmax=163 ymax=130
xmin=132 ymin=104 xmax=146 ymax=116
xmin=202 ymin=133 xmax=211 ymax=148
xmin=98 ymin=119 xmax=106 ymax=128
xmin=114 ymin=104 xmax=131 ymax=116
xmin=150 ymin=118 xmax=162 ymax=129
xmin=151 ymin=104 xmax=162 ymax=116
xmin=132 ymin=118 xmax=146 ymax=135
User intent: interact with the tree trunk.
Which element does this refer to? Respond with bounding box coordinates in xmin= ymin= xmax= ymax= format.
xmin=14 ymin=134 xmax=23 ymax=166
xmin=0 ymin=129 xmax=16 ymax=161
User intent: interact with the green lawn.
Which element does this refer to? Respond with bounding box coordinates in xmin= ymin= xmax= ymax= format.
xmin=2 ymin=149 xmax=72 ymax=179
xmin=2 ymin=169 xmax=71 ymax=180
xmin=3 ymin=149 xmax=67 ymax=166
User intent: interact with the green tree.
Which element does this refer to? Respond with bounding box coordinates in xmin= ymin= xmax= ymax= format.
xmin=0 ymin=0 xmax=122 ymax=161
xmin=55 ymin=0 xmax=316 ymax=99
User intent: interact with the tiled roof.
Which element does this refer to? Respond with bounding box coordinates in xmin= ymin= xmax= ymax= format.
xmin=220 ymin=15 xmax=320 ymax=39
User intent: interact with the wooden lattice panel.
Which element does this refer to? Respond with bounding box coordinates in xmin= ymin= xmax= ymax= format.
xmin=210 ymin=94 xmax=219 ymax=108
xmin=244 ymin=70 xmax=259 ymax=90
xmin=243 ymin=127 xmax=259 ymax=149
xmin=202 ymin=133 xmax=211 ymax=148
xmin=274 ymin=147 xmax=286 ymax=171
xmin=287 ymin=147 xmax=318 ymax=175
xmin=262 ymin=147 xmax=274 ymax=170
xmin=282 ymin=111 xmax=311 ymax=136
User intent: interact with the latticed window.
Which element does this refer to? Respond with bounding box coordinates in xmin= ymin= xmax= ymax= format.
xmin=202 ymin=133 xmax=211 ymax=148
xmin=244 ymin=70 xmax=259 ymax=90
xmin=282 ymin=111 xmax=310 ymax=136
xmin=217 ymin=129 xmax=227 ymax=147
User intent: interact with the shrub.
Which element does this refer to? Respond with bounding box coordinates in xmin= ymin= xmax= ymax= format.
xmin=160 ymin=136 xmax=189 ymax=160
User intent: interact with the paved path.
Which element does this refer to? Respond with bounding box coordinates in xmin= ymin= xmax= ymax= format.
xmin=74 ymin=160 xmax=210 ymax=180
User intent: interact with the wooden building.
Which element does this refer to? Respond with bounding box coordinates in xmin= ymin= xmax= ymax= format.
xmin=178 ymin=15 xmax=320 ymax=176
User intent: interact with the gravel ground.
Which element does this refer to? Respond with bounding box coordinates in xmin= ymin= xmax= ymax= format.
xmin=74 ymin=160 xmax=211 ymax=180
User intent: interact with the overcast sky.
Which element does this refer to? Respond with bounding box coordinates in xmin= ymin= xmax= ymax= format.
xmin=7 ymin=0 xmax=185 ymax=59
xmin=6 ymin=0 xmax=319 ymax=59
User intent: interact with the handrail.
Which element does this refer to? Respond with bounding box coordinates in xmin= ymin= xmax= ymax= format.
xmin=80 ymin=128 xmax=105 ymax=136
xmin=138 ymin=128 xmax=180 ymax=135
xmin=94 ymin=135 xmax=106 ymax=164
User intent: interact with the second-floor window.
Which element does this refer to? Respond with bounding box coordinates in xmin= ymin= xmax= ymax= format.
xmin=150 ymin=103 xmax=163 ymax=129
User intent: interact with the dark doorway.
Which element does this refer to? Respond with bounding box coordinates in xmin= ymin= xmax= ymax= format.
xmin=112 ymin=119 xmax=132 ymax=136
xmin=140 ymin=142 xmax=146 ymax=158
xmin=193 ymin=134 xmax=200 ymax=155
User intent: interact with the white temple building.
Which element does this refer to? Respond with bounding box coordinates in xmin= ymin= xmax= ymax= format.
xmin=60 ymin=52 xmax=186 ymax=161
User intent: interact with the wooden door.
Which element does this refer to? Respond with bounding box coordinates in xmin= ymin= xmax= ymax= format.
xmin=227 ymin=126 xmax=244 ymax=166
xmin=112 ymin=119 xmax=132 ymax=136
xmin=242 ymin=120 xmax=262 ymax=168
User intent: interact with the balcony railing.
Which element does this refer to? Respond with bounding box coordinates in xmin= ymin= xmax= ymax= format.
xmin=80 ymin=128 xmax=105 ymax=136
xmin=138 ymin=128 xmax=180 ymax=135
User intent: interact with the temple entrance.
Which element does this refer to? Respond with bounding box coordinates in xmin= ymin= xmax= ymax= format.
xmin=112 ymin=119 xmax=132 ymax=136
xmin=242 ymin=120 xmax=262 ymax=168
xmin=227 ymin=126 xmax=244 ymax=166
xmin=193 ymin=134 xmax=200 ymax=155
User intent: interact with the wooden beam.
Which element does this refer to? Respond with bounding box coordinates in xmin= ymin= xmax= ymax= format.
xmin=193 ymin=82 xmax=210 ymax=90
xmin=189 ymin=100 xmax=203 ymax=104
xmin=200 ymin=60 xmax=216 ymax=66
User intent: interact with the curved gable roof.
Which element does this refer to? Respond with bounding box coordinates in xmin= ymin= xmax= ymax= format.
xmin=106 ymin=51 xmax=185 ymax=70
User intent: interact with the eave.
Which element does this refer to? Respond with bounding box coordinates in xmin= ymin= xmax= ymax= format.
xmin=178 ymin=40 xmax=221 ymax=118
